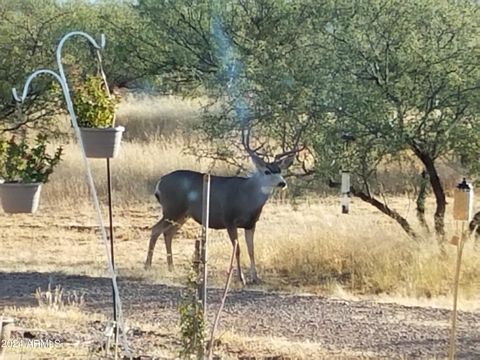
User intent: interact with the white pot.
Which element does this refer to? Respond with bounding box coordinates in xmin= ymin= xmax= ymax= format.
xmin=79 ymin=126 xmax=125 ymax=159
xmin=0 ymin=182 xmax=42 ymax=214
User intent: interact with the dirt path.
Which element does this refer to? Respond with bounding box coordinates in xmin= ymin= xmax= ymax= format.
xmin=1 ymin=271 xmax=480 ymax=359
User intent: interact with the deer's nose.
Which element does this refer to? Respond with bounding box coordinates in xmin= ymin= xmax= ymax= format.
xmin=277 ymin=181 xmax=287 ymax=188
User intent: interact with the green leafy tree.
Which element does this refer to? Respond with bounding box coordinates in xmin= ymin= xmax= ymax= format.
xmin=133 ymin=0 xmax=320 ymax=162
xmin=316 ymin=0 xmax=480 ymax=237
xmin=133 ymin=0 xmax=480 ymax=239
xmin=0 ymin=0 xmax=65 ymax=133
xmin=0 ymin=0 xmax=143 ymax=133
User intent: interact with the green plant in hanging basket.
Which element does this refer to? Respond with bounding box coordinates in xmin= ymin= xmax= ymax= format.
xmin=69 ymin=71 xmax=124 ymax=159
xmin=0 ymin=134 xmax=63 ymax=184
xmin=72 ymin=75 xmax=118 ymax=128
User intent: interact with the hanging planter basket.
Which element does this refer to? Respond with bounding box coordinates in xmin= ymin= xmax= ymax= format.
xmin=79 ymin=126 xmax=125 ymax=159
xmin=0 ymin=182 xmax=42 ymax=214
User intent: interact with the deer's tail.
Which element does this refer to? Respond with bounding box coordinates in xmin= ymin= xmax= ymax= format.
xmin=154 ymin=179 xmax=162 ymax=203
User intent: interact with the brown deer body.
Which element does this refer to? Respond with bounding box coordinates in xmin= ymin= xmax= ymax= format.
xmin=144 ymin=130 xmax=298 ymax=285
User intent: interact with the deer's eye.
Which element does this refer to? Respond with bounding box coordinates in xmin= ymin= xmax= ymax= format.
xmin=264 ymin=170 xmax=272 ymax=175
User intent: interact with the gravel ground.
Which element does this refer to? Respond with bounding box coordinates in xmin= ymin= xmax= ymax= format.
xmin=1 ymin=271 xmax=480 ymax=359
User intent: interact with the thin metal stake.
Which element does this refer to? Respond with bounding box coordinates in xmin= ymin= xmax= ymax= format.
xmin=200 ymin=174 xmax=211 ymax=311
xmin=106 ymin=158 xmax=118 ymax=357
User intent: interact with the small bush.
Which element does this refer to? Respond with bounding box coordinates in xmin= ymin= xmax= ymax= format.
xmin=0 ymin=134 xmax=63 ymax=183
xmin=72 ymin=75 xmax=118 ymax=128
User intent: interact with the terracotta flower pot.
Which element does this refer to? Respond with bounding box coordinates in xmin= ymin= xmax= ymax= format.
xmin=79 ymin=126 xmax=125 ymax=158
xmin=0 ymin=182 xmax=42 ymax=214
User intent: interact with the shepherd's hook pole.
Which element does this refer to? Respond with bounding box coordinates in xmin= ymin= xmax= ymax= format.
xmin=12 ymin=31 xmax=130 ymax=357
xmin=56 ymin=31 xmax=119 ymax=355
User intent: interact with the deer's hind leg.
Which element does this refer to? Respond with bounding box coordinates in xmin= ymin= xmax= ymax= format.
xmin=163 ymin=217 xmax=187 ymax=271
xmin=145 ymin=217 xmax=173 ymax=269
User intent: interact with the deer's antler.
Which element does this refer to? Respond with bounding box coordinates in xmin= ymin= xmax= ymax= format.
xmin=242 ymin=126 xmax=266 ymax=158
xmin=274 ymin=123 xmax=307 ymax=161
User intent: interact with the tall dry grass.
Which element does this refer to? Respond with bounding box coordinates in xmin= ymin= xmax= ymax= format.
xmin=43 ymin=137 xmax=218 ymax=206
xmin=22 ymin=94 xmax=480 ymax=299
xmin=115 ymin=93 xmax=206 ymax=141
xmin=207 ymin=199 xmax=480 ymax=299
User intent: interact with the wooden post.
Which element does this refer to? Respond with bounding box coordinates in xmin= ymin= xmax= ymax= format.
xmin=0 ymin=317 xmax=14 ymax=360
xmin=448 ymin=223 xmax=466 ymax=360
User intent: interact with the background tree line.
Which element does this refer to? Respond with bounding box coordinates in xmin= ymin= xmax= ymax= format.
xmin=1 ymin=0 xmax=480 ymax=239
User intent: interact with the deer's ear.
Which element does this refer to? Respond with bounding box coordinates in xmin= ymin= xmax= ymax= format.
xmin=277 ymin=155 xmax=295 ymax=169
xmin=250 ymin=153 xmax=267 ymax=169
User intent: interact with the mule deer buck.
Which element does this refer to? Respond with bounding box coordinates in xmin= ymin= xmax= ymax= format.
xmin=144 ymin=128 xmax=301 ymax=285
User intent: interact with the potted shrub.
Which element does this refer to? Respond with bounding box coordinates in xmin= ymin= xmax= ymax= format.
xmin=0 ymin=134 xmax=63 ymax=213
xmin=72 ymin=74 xmax=124 ymax=158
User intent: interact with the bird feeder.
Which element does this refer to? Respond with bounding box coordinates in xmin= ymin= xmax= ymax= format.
xmin=340 ymin=132 xmax=355 ymax=215
xmin=341 ymin=171 xmax=351 ymax=214
xmin=448 ymin=178 xmax=474 ymax=360
xmin=453 ymin=178 xmax=473 ymax=222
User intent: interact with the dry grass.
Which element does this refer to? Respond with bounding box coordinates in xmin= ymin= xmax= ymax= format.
xmin=43 ymin=138 xmax=232 ymax=207
xmin=43 ymin=137 xmax=231 ymax=206
xmin=208 ymin=198 xmax=480 ymax=299
xmin=115 ymin=93 xmax=206 ymax=141
xmin=215 ymin=330 xmax=378 ymax=359
xmin=44 ymin=138 xmax=195 ymax=206
xmin=2 ymin=305 xmax=107 ymax=359
xmin=2 ymin=193 xmax=480 ymax=300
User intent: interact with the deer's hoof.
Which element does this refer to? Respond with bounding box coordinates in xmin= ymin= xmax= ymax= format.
xmin=238 ymin=274 xmax=246 ymax=287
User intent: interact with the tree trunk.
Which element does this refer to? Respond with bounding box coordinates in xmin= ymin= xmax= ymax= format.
xmin=350 ymin=186 xmax=418 ymax=240
xmin=412 ymin=148 xmax=446 ymax=239
xmin=416 ymin=170 xmax=429 ymax=232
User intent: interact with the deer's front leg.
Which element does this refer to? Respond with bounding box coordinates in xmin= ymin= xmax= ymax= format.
xmin=227 ymin=227 xmax=246 ymax=286
xmin=245 ymin=227 xmax=260 ymax=284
